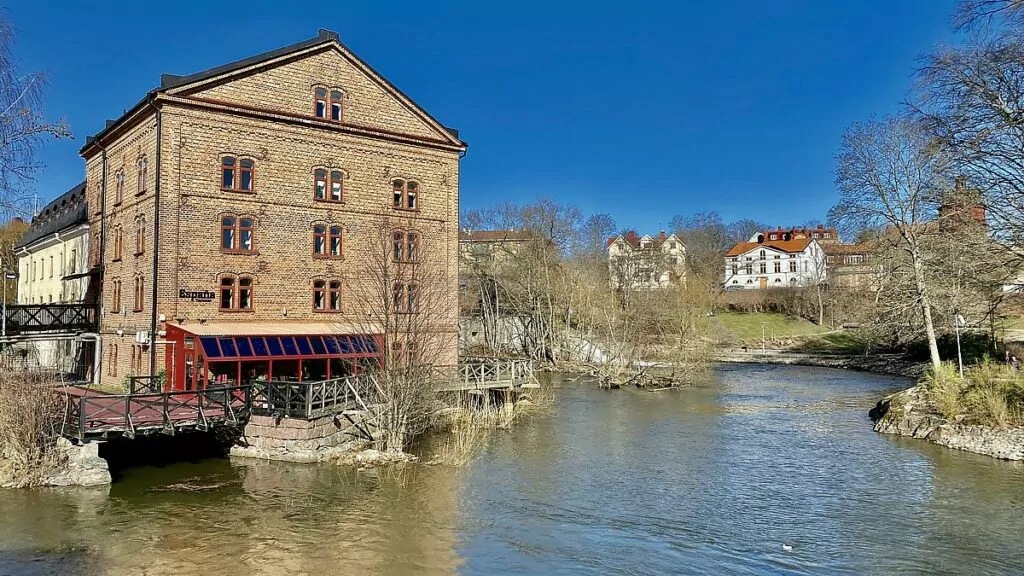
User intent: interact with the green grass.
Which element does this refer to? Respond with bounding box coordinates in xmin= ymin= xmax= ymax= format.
xmin=712 ymin=311 xmax=824 ymax=344
xmin=921 ymin=361 xmax=1024 ymax=427
xmin=795 ymin=331 xmax=871 ymax=354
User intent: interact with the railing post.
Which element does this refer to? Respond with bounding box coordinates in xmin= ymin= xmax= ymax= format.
xmin=78 ymin=398 xmax=86 ymax=439
xmin=306 ymin=381 xmax=313 ymax=419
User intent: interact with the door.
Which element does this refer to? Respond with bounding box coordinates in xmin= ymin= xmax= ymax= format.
xmin=759 ymin=277 xmax=768 ymax=289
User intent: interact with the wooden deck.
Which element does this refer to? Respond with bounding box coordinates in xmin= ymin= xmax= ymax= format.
xmin=63 ymin=385 xmax=250 ymax=439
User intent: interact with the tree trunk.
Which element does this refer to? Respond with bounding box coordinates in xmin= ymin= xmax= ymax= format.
xmin=912 ymin=248 xmax=942 ymax=369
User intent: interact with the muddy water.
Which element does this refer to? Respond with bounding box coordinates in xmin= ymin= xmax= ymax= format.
xmin=2 ymin=364 xmax=1023 ymax=575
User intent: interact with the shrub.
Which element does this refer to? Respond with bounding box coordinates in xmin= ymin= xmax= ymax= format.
xmin=0 ymin=372 xmax=67 ymax=487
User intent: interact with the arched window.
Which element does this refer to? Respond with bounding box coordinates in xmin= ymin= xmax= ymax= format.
xmin=113 ymin=227 xmax=123 ymax=261
xmin=392 ymin=282 xmax=419 ymax=313
xmin=115 ymin=170 xmax=124 ymax=204
xmin=111 ymin=278 xmax=122 ymax=313
xmin=133 ymin=275 xmax=144 ymax=312
xmin=329 ymin=280 xmax=341 ymax=311
xmin=313 ymin=87 xmax=344 ymax=121
xmin=314 ymin=169 xmax=327 ymax=200
xmin=312 ymin=280 xmax=326 ymax=310
xmin=219 ymin=276 xmax=235 ymax=310
xmin=313 ymin=225 xmax=327 ymax=256
xmin=314 ymin=87 xmax=328 ymax=118
xmin=137 ymin=156 xmax=148 ymax=195
xmin=135 ymin=217 xmax=146 ymax=255
xmin=392 ymin=230 xmax=420 ymax=262
xmin=759 ymin=250 xmax=766 ymax=260
xmin=238 ymin=276 xmax=253 ymax=310
xmin=329 ymin=226 xmax=343 ymax=257
xmin=392 ymin=179 xmax=419 ymax=210
xmin=221 ymin=215 xmax=255 ymax=253
xmin=330 ymin=170 xmax=343 ymax=202
xmin=221 ymin=156 xmax=254 ymax=192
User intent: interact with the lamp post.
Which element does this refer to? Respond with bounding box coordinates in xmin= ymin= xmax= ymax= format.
xmin=760 ymin=322 xmax=767 ymax=353
xmin=955 ymin=312 xmax=967 ymax=378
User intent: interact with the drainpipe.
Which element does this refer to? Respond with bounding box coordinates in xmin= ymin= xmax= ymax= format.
xmin=149 ymin=102 xmax=162 ymax=377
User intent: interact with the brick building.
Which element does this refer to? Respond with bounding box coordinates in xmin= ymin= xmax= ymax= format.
xmin=81 ymin=30 xmax=466 ymax=389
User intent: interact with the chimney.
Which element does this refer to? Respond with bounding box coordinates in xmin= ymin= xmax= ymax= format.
xmin=955 ymin=175 xmax=967 ymax=190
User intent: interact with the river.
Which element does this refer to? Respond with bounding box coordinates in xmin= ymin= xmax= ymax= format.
xmin=1 ymin=364 xmax=1023 ymax=575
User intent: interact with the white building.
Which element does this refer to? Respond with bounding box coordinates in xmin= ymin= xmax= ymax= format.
xmin=607 ymin=231 xmax=686 ymax=289
xmin=723 ymin=233 xmax=825 ymax=290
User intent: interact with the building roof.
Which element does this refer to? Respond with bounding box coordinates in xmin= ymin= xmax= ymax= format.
xmin=725 ymin=237 xmax=812 ymax=257
xmin=459 ymin=230 xmax=535 ymax=243
xmin=15 ymin=181 xmax=88 ymax=250
xmin=754 ymin=225 xmax=839 ymax=242
xmin=606 ymin=230 xmax=679 ymax=249
xmin=83 ymin=29 xmax=464 ymax=154
xmin=821 ymin=242 xmax=874 ymax=255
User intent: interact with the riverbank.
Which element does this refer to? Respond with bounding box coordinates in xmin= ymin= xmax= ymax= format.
xmin=870 ymin=384 xmax=1024 ymax=460
xmin=715 ymin=349 xmax=926 ymax=378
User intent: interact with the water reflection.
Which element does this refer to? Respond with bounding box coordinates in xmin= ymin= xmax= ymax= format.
xmin=1 ymin=365 xmax=1023 ymax=575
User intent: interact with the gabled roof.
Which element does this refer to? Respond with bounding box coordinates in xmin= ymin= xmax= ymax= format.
xmin=16 ymin=181 xmax=89 ymax=250
xmin=726 ymin=237 xmax=812 ymax=257
xmin=607 ymin=231 xmax=681 ymax=249
xmin=82 ymin=29 xmax=465 ymax=154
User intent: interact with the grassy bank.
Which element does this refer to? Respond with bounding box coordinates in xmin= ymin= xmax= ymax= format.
xmin=920 ymin=362 xmax=1024 ymax=428
xmin=711 ymin=311 xmax=825 ymax=345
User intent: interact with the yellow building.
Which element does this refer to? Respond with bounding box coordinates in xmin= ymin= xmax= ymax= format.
xmin=15 ymin=182 xmax=90 ymax=305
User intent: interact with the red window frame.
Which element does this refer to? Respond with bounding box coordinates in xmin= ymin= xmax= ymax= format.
xmin=313 ymin=279 xmax=326 ymax=311
xmin=329 ymin=226 xmax=343 ymax=257
xmin=314 ymin=169 xmax=344 ymax=203
xmin=330 ymin=89 xmax=343 ymax=121
xmin=221 ymin=215 xmax=256 ymax=254
xmin=392 ymin=180 xmax=420 ymax=211
xmin=314 ymin=87 xmax=328 ymax=118
xmin=238 ymin=276 xmax=253 ymax=310
xmin=218 ymin=275 xmax=254 ymax=312
xmin=328 ymin=280 xmax=341 ymax=311
xmin=313 ymin=225 xmax=327 ymax=257
xmin=219 ymin=276 xmax=235 ymax=311
xmin=221 ymin=156 xmax=254 ymax=193
xmin=314 ymin=169 xmax=327 ymax=200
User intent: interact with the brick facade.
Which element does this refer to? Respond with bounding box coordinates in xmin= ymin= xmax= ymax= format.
xmin=81 ymin=32 xmax=465 ymax=387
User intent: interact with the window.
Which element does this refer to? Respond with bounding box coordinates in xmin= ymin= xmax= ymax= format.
xmin=731 ymin=264 xmax=739 ymax=276
xmin=789 ymin=261 xmax=797 ymax=273
xmin=49 ymin=256 xmax=53 ymax=278
xmin=848 ymin=255 xmax=864 ymax=264
xmin=111 ymin=279 xmax=122 ymax=313
xmin=769 ymin=234 xmax=777 ymax=240
xmin=392 ymin=230 xmax=420 ymax=262
xmin=313 ymin=279 xmax=342 ymax=312
xmin=330 ymin=226 xmax=342 ymax=257
xmin=314 ymin=87 xmax=328 ymax=118
xmin=221 ymin=215 xmax=255 ymax=253
xmin=108 ymin=344 xmax=118 ymax=377
xmin=137 ymin=156 xmax=148 ymax=195
xmin=393 ymin=282 xmax=419 ymax=313
xmin=330 ymin=90 xmax=343 ymax=121
xmin=313 ymin=224 xmax=343 ymax=258
xmin=744 ymin=263 xmax=753 ymax=275
xmin=392 ymin=179 xmax=419 ymax=210
xmin=115 ymin=170 xmax=124 ymax=204
xmin=221 ymin=156 xmax=254 ymax=192
xmin=759 ymin=262 xmax=767 ymax=274
xmin=219 ymin=275 xmax=253 ymax=311
xmin=69 ymin=249 xmax=77 ymax=274
xmin=759 ymin=250 xmax=766 ymax=260
xmin=113 ymin=227 xmax=123 ymax=261
xmin=133 ymin=275 xmax=144 ymax=312
xmin=314 ymin=169 xmax=344 ymax=202
xmin=135 ymin=217 xmax=146 ymax=255
xmin=774 ymin=261 xmax=781 ymax=273
xmin=314 ymin=225 xmax=327 ymax=256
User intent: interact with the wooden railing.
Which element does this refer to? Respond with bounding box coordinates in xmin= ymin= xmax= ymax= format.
xmin=3 ymin=304 xmax=97 ymax=336
xmin=64 ymin=385 xmax=250 ymax=439
xmin=127 ymin=375 xmax=161 ymax=394
xmin=250 ymin=375 xmax=379 ymax=420
xmin=436 ymin=358 xmax=534 ymax=392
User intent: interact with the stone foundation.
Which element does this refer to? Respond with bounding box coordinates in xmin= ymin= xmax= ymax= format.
xmin=230 ymin=413 xmax=375 ymax=463
xmin=41 ymin=439 xmax=112 ymax=487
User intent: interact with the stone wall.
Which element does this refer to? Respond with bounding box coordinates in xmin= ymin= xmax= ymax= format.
xmin=230 ymin=413 xmax=374 ymax=463
xmin=871 ymin=385 xmax=1024 ymax=460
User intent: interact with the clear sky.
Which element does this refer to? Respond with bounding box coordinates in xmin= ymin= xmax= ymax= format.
xmin=9 ymin=0 xmax=958 ymax=230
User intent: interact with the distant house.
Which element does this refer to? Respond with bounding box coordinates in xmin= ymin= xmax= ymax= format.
xmin=754 ymin=224 xmax=840 ymax=245
xmin=606 ymin=231 xmax=686 ymax=290
xmin=822 ymin=242 xmax=877 ymax=290
xmin=458 ymin=229 xmax=536 ymax=266
xmin=723 ymin=232 xmax=825 ymax=290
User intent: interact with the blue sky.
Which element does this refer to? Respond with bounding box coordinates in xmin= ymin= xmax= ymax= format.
xmin=9 ymin=0 xmax=958 ymax=230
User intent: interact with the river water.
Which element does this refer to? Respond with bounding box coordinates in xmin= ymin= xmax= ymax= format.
xmin=2 ymin=364 xmax=1023 ymax=575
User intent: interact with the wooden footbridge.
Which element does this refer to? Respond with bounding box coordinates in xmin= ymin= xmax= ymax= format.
xmin=62 ymin=358 xmax=535 ymax=440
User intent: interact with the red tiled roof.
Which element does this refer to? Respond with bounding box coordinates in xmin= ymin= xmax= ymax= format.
xmin=607 ymin=230 xmax=674 ymax=249
xmin=725 ymin=237 xmax=812 ymax=257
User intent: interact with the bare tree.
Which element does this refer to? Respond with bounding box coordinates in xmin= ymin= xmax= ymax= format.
xmin=352 ymin=210 xmax=454 ymax=453
xmin=954 ymin=0 xmax=1024 ymax=30
xmin=0 ymin=20 xmax=70 ymax=217
xmin=830 ymin=115 xmax=947 ymax=369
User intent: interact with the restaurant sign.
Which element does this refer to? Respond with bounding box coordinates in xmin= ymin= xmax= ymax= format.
xmin=180 ymin=289 xmax=216 ymax=302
